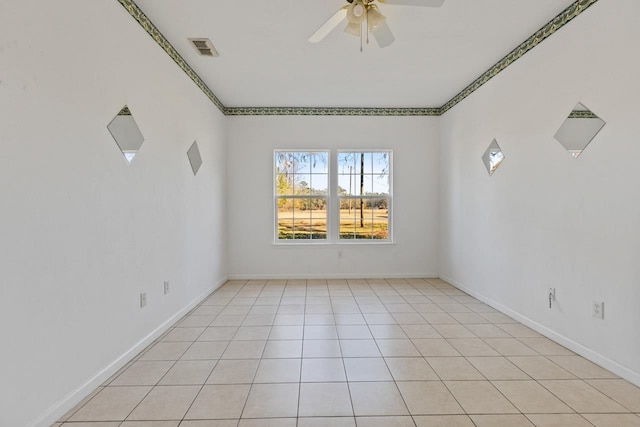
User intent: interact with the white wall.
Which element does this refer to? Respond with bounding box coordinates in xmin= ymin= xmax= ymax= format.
xmin=439 ymin=0 xmax=640 ymax=385
xmin=227 ymin=115 xmax=439 ymax=279
xmin=0 ymin=1 xmax=227 ymax=425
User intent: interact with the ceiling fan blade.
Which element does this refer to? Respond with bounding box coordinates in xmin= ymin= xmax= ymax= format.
xmin=308 ymin=6 xmax=348 ymax=43
xmin=380 ymin=0 xmax=445 ymax=7
xmin=372 ymin=20 xmax=395 ymax=48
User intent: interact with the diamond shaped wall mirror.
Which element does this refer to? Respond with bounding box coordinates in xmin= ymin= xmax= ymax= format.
xmin=554 ymin=102 xmax=605 ymax=158
xmin=107 ymin=105 xmax=145 ymax=163
xmin=482 ymin=139 xmax=505 ymax=176
xmin=187 ymin=141 xmax=203 ymax=176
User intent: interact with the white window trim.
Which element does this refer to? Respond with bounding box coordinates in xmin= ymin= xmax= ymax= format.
xmin=273 ymin=149 xmax=393 ymax=245
xmin=274 ymin=149 xmax=331 ymax=243
xmin=335 ymin=149 xmax=393 ymax=243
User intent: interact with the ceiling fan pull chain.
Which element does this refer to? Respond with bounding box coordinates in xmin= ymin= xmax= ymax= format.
xmin=366 ymin=10 xmax=370 ymax=44
xmin=360 ymin=22 xmax=363 ymax=52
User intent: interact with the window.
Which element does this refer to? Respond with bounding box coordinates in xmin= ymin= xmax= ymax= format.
xmin=275 ymin=151 xmax=329 ymax=240
xmin=338 ymin=151 xmax=391 ymax=240
xmin=274 ymin=150 xmax=391 ymax=242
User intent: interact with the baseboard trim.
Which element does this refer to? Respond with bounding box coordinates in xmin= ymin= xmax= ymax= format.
xmin=228 ymin=273 xmax=438 ymax=280
xmin=440 ymin=275 xmax=640 ymax=388
xmin=32 ymin=276 xmax=227 ymax=427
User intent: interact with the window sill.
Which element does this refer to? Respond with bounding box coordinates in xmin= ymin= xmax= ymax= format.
xmin=272 ymin=241 xmax=395 ymax=247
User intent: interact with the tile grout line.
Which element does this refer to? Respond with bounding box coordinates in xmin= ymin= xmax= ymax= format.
xmin=333 ymin=282 xmax=358 ymax=426
xmin=234 ymin=279 xmax=275 ymax=423
xmin=176 ymin=279 xmax=245 ymax=425
xmin=401 ymin=280 xmax=479 ymax=424
xmin=402 ymin=280 xmax=475 ymax=426
xmin=295 ymin=280 xmax=309 ymax=427
xmin=353 ymin=278 xmax=414 ymax=424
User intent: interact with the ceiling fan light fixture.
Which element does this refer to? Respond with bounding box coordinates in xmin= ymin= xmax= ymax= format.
xmin=347 ymin=1 xmax=366 ymax=24
xmin=371 ymin=19 xmax=395 ymax=48
xmin=367 ymin=6 xmax=386 ymax=31
xmin=344 ymin=21 xmax=361 ymax=37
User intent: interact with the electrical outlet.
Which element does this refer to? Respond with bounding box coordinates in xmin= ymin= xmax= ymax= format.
xmin=140 ymin=292 xmax=147 ymax=308
xmin=592 ymin=301 xmax=604 ymax=319
xmin=164 ymin=281 xmax=170 ymax=295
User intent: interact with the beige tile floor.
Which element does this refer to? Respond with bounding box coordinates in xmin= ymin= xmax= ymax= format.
xmin=55 ymin=278 xmax=640 ymax=427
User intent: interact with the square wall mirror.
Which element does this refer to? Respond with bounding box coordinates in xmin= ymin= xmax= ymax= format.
xmin=107 ymin=105 xmax=145 ymax=163
xmin=482 ymin=139 xmax=505 ymax=176
xmin=554 ymin=102 xmax=606 ymax=158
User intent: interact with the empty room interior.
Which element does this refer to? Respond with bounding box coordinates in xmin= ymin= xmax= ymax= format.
xmin=3 ymin=0 xmax=640 ymax=426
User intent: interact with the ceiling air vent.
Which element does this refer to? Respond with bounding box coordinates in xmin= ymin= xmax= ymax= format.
xmin=189 ymin=38 xmax=219 ymax=57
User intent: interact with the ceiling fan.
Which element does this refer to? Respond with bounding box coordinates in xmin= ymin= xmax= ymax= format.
xmin=308 ymin=0 xmax=445 ymax=50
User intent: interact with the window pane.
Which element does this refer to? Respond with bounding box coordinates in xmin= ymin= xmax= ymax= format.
xmin=276 ymin=174 xmax=294 ymax=195
xmin=297 ymin=152 xmax=311 ymax=174
xmin=279 ymin=198 xmax=329 ymax=240
xmin=372 ymin=215 xmax=389 ymax=240
xmin=310 ymin=152 xmax=328 ymax=174
xmin=362 ymin=152 xmax=373 ymax=173
xmin=294 ymin=173 xmax=311 ymax=194
xmin=351 ymin=174 xmax=370 ymax=196
xmin=310 ymin=174 xmax=328 ymax=194
xmin=355 ymin=152 xmax=364 ymax=174
xmin=337 ymin=174 xmax=354 ymax=196
xmin=275 ymin=152 xmax=297 ymax=175
xmin=293 ymin=201 xmax=312 ymax=239
xmin=278 ymin=220 xmax=294 ymax=239
xmin=310 ymin=199 xmax=327 ymax=239
xmin=373 ymin=174 xmax=390 ymax=195
xmin=362 ymin=175 xmax=374 ymax=195
xmin=277 ymin=198 xmax=294 ymax=212
xmin=368 ymin=196 xmax=389 ymax=211
xmin=338 ymin=197 xmax=354 ymax=213
xmin=372 ymin=152 xmax=390 ymax=175
xmin=340 ymin=198 xmax=370 ymax=239
xmin=354 ymin=203 xmax=374 ymax=239
xmin=277 ymin=199 xmax=295 ymax=239
xmin=339 ymin=201 xmax=356 ymax=239
xmin=338 ymin=152 xmax=363 ymax=175
xmin=339 ymin=197 xmax=389 ymax=240
xmin=340 ymin=172 xmax=370 ymax=196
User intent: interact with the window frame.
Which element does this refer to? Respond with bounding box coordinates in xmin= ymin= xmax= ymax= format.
xmin=274 ymin=149 xmax=331 ymax=243
xmin=336 ymin=150 xmax=393 ymax=243
xmin=273 ymin=149 xmax=393 ymax=244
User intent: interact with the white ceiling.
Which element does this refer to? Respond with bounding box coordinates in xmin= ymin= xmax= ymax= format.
xmin=133 ymin=0 xmax=575 ymax=109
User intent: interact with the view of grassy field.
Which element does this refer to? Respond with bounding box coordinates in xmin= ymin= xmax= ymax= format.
xmin=277 ymin=207 xmax=388 ymax=240
xmin=339 ymin=208 xmax=388 ymax=239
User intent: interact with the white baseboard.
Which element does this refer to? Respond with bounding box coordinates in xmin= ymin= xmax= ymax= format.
xmin=228 ymin=273 xmax=438 ymax=280
xmin=440 ymin=275 xmax=640 ymax=388
xmin=32 ymin=276 xmax=227 ymax=427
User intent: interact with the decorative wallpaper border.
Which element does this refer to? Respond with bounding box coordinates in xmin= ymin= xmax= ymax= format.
xmin=116 ymin=0 xmax=227 ymax=114
xmin=117 ymin=0 xmax=599 ymax=117
xmin=568 ymin=110 xmax=599 ymax=119
xmin=225 ymin=106 xmax=441 ymax=116
xmin=439 ymin=0 xmax=599 ymax=114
